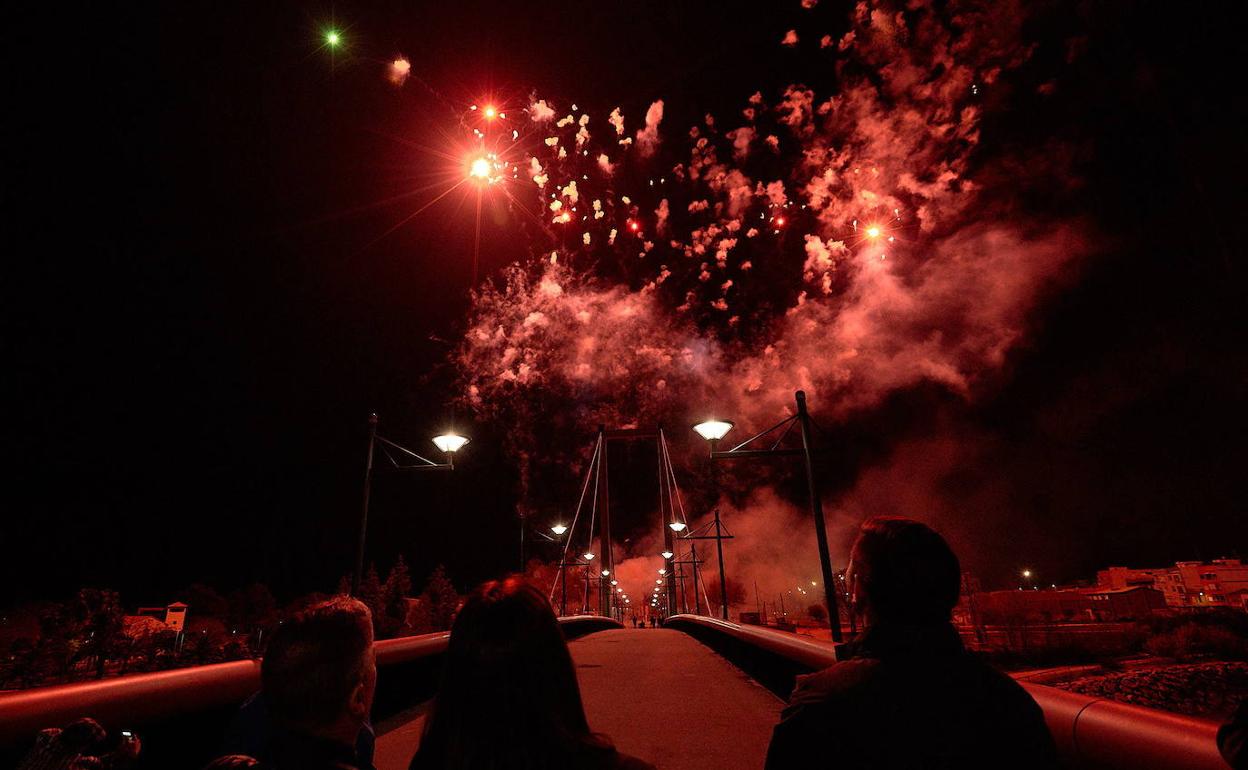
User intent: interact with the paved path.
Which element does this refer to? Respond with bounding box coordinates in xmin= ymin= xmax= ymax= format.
xmin=375 ymin=628 xmax=783 ymax=770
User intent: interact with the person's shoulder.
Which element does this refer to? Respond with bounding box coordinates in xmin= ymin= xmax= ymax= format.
xmin=790 ymin=658 xmax=883 ymax=706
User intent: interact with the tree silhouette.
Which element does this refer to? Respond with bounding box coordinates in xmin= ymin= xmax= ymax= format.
xmin=179 ymin=583 xmax=227 ymax=618
xmin=69 ymin=589 xmax=124 ymax=679
xmin=421 ymin=565 xmax=460 ymax=631
xmin=381 ymin=555 xmax=413 ymax=638
xmin=358 ymin=564 xmax=386 ymax=634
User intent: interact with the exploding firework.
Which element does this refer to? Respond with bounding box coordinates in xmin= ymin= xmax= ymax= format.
xmin=449 ymin=0 xmax=1092 ymax=597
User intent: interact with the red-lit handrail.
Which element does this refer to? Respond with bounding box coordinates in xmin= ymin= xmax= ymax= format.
xmin=0 ymin=615 xmax=619 ymax=750
xmin=664 ymin=614 xmax=1229 ymax=770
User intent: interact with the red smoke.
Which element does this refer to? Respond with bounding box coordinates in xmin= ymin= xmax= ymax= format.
xmin=455 ymin=0 xmax=1093 ymax=606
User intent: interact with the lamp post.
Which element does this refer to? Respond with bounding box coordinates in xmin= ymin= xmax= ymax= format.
xmin=695 ymin=390 xmax=845 ymax=643
xmin=353 ymin=414 xmax=468 ymax=596
xmin=690 ymin=420 xmax=737 ymax=620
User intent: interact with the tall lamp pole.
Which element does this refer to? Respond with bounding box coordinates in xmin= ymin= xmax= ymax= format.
xmin=695 ymin=390 xmax=845 ymax=643
xmin=352 ymin=413 xmax=468 ymax=596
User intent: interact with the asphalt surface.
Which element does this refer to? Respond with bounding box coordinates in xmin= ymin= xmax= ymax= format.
xmin=374 ymin=628 xmax=784 ymax=769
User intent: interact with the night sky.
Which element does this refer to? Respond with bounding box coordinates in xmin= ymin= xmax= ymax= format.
xmin=4 ymin=1 xmax=1245 ymax=608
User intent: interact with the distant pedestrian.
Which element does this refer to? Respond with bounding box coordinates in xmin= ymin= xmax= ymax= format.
xmin=765 ymin=517 xmax=1058 ymax=770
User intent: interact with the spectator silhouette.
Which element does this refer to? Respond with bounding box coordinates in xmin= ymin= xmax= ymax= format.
xmin=765 ymin=517 xmax=1058 ymax=769
xmin=410 ymin=577 xmax=652 ymax=770
xmin=1221 ymin=698 xmax=1248 ymax=769
xmin=214 ymin=596 xmax=378 ymax=770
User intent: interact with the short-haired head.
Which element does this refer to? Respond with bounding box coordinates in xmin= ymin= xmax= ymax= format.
xmin=261 ymin=596 xmax=375 ymax=731
xmin=848 ymin=517 xmax=961 ymax=625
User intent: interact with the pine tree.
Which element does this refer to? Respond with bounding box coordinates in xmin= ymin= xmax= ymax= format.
xmin=381 ymin=555 xmax=413 ymax=638
xmin=359 ymin=564 xmax=386 ymax=633
xmin=421 ymin=565 xmax=461 ymax=631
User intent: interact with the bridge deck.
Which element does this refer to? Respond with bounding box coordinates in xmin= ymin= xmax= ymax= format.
xmin=375 ymin=628 xmax=784 ymax=770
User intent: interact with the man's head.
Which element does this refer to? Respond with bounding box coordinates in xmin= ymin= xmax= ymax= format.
xmin=261 ymin=597 xmax=376 ymax=737
xmin=847 ymin=517 xmax=961 ymax=626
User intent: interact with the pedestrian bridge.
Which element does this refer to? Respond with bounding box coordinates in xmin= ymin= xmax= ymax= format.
xmin=0 ymin=615 xmax=1229 ymax=769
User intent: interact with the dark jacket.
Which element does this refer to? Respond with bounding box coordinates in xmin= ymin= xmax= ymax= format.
xmin=765 ymin=622 xmax=1058 ymax=770
xmin=1220 ymin=699 xmax=1248 ymax=770
xmin=222 ymin=692 xmax=376 ymax=770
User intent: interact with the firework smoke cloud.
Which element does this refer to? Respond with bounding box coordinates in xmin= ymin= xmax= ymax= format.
xmin=455 ymin=0 xmax=1092 ymax=596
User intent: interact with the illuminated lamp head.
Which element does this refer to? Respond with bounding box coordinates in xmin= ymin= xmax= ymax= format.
xmin=693 ymin=419 xmax=734 ymax=442
xmin=432 ymin=433 xmax=469 ymax=453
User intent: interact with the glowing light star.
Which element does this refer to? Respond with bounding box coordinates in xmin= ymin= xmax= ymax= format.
xmin=324 ymin=30 xmax=342 ymax=47
xmin=866 ymin=225 xmax=881 ymax=238
xmin=775 ymin=216 xmax=786 ymax=227
xmin=628 ymin=220 xmax=640 ymax=232
xmin=469 ymin=157 xmax=491 ymax=180
xmin=483 ymin=105 xmax=497 ymax=119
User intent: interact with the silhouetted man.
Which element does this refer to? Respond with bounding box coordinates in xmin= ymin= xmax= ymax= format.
xmin=217 ymin=597 xmax=378 ymax=770
xmin=765 ymin=517 xmax=1058 ymax=769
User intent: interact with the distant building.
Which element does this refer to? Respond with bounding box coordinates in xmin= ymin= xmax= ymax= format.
xmin=1084 ymin=586 xmax=1167 ymax=619
xmin=978 ymin=588 xmax=1096 ymax=624
xmin=1096 ymin=558 xmax=1248 ymax=611
xmin=134 ymin=602 xmax=189 ymax=631
xmin=1157 ymin=559 xmax=1248 ymax=609
xmin=1095 ymin=566 xmax=1164 ymax=590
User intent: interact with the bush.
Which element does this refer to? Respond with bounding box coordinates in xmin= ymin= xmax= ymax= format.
xmin=1145 ymin=622 xmax=1248 ymax=661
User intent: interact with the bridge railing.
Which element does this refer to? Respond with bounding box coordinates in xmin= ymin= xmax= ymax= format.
xmin=0 ymin=614 xmax=620 ymax=768
xmin=663 ymin=614 xmax=1229 ymax=770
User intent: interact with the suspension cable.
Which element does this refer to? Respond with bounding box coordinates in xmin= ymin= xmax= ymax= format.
xmin=548 ymin=435 xmax=601 ymax=603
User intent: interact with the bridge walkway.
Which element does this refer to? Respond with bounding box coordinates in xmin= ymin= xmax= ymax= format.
xmin=374 ymin=628 xmax=784 ymax=770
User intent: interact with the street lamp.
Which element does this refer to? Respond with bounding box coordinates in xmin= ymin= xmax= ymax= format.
xmin=353 ymin=414 xmax=467 ymax=595
xmin=602 ymin=569 xmax=611 ymax=577
xmin=584 ymin=552 xmax=595 ymax=561
xmin=669 ymin=522 xmax=687 ymax=532
xmin=551 ymin=523 xmax=568 ymax=536
xmin=691 ymin=419 xmax=737 ymax=621
xmin=693 ymin=419 xmax=734 ymax=442
xmin=661 ymin=550 xmax=673 ymax=560
xmin=432 ymin=433 xmax=470 ymax=453
xmin=695 ymin=391 xmax=846 ymax=642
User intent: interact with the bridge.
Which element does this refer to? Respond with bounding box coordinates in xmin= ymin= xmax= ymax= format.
xmin=0 ymin=615 xmax=1229 ymax=769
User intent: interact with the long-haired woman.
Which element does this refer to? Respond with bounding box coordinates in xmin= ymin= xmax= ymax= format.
xmin=410 ymin=577 xmax=652 ymax=770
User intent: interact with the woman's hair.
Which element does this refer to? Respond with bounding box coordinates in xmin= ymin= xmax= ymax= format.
xmin=413 ymin=576 xmax=615 ymax=769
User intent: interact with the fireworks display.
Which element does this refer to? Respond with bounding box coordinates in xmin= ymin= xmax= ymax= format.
xmin=349 ymin=0 xmax=1095 ymax=598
